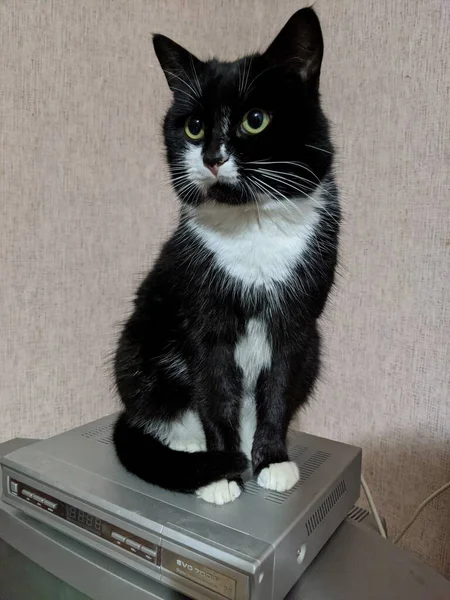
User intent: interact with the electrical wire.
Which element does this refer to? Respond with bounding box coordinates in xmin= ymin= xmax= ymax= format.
xmin=361 ymin=475 xmax=387 ymax=538
xmin=393 ymin=480 xmax=450 ymax=544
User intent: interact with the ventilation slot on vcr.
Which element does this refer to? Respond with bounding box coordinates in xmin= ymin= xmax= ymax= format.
xmin=305 ymin=480 xmax=347 ymax=536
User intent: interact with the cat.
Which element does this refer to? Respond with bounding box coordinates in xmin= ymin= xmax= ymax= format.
xmin=113 ymin=7 xmax=340 ymax=505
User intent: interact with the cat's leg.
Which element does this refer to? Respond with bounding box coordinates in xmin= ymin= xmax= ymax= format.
xmin=195 ymin=409 xmax=243 ymax=505
xmin=196 ymin=412 xmax=244 ymax=504
xmin=252 ymin=374 xmax=299 ymax=493
xmin=193 ymin=346 xmax=245 ymax=505
xmin=252 ymin=336 xmax=320 ymax=492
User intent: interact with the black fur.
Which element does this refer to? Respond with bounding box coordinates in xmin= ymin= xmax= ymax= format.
xmin=113 ymin=8 xmax=340 ymax=493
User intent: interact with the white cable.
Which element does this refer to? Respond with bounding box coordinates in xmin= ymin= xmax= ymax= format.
xmin=393 ymin=480 xmax=450 ymax=544
xmin=361 ymin=474 xmax=387 ymax=538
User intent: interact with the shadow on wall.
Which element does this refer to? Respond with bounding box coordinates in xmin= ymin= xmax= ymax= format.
xmin=362 ymin=435 xmax=450 ymax=578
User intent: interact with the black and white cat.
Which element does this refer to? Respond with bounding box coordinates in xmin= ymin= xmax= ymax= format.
xmin=113 ymin=8 xmax=340 ymax=505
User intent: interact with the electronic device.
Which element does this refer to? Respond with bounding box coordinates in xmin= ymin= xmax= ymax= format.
xmin=1 ymin=414 xmax=361 ymax=600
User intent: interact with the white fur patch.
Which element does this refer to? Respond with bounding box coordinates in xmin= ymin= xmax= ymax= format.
xmin=235 ymin=318 xmax=271 ymax=458
xmin=257 ymin=461 xmax=300 ymax=492
xmin=168 ymin=440 xmax=205 ymax=453
xmin=239 ymin=394 xmax=257 ymax=459
xmin=186 ymin=191 xmax=322 ymax=290
xmin=196 ymin=479 xmax=241 ymax=505
xmin=159 ymin=410 xmax=207 ymax=452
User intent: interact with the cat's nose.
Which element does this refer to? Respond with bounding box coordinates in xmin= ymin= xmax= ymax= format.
xmin=203 ymin=156 xmax=229 ymax=177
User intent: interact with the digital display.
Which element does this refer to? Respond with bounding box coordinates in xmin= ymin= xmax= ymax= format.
xmin=66 ymin=505 xmax=102 ymax=535
xmin=14 ymin=479 xmax=159 ymax=566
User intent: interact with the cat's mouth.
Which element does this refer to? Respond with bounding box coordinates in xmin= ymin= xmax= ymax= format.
xmin=207 ymin=181 xmax=247 ymax=205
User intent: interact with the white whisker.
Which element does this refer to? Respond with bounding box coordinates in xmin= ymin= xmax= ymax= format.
xmin=164 ymin=70 xmax=202 ymax=106
xmin=247 ymin=160 xmax=321 ymax=184
xmin=251 ymin=171 xmax=339 ymax=226
xmin=305 ymin=144 xmax=332 ymax=155
xmin=188 ymin=55 xmax=202 ymax=98
xmin=164 ymin=70 xmax=201 ymax=100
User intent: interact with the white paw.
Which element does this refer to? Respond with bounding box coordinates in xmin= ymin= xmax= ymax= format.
xmin=196 ymin=479 xmax=241 ymax=505
xmin=257 ymin=461 xmax=300 ymax=492
xmin=168 ymin=440 xmax=207 ymax=453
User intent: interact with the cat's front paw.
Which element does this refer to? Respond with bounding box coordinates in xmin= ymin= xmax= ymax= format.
xmin=257 ymin=461 xmax=300 ymax=492
xmin=196 ymin=479 xmax=241 ymax=505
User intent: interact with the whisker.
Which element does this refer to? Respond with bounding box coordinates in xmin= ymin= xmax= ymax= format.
xmin=247 ymin=177 xmax=297 ymax=221
xmin=242 ymin=55 xmax=254 ymax=98
xmin=255 ymin=173 xmax=339 ymax=226
xmin=305 ymin=144 xmax=332 ymax=155
xmin=247 ymin=170 xmax=339 ymax=227
xmin=247 ymin=169 xmax=316 ymax=194
xmin=247 ymin=178 xmax=307 ymax=240
xmin=188 ymin=55 xmax=202 ymax=98
xmin=164 ymin=70 xmax=202 ymax=106
xmin=248 ymin=174 xmax=293 ymax=205
xmin=251 ymin=171 xmax=309 ymax=194
xmin=245 ymin=167 xmax=322 ymax=192
xmin=174 ymin=180 xmax=198 ymax=197
xmin=247 ymin=160 xmax=321 ymax=183
xmin=243 ymin=179 xmax=262 ymax=228
xmin=244 ymin=64 xmax=279 ymax=99
xmin=238 ymin=58 xmax=243 ymax=96
xmin=164 ymin=70 xmax=201 ymax=100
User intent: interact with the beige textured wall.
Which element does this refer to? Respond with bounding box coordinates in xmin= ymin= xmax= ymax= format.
xmin=1 ymin=0 xmax=449 ymax=577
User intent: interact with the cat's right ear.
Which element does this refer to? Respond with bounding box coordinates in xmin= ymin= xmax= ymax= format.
xmin=153 ymin=34 xmax=202 ymax=94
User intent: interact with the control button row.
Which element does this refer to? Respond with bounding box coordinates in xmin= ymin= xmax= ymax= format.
xmin=20 ymin=489 xmax=58 ymax=510
xmin=110 ymin=531 xmax=156 ymax=557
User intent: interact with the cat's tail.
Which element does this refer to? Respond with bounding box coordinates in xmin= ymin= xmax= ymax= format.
xmin=113 ymin=413 xmax=248 ymax=493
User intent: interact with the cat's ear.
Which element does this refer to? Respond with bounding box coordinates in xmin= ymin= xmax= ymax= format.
xmin=264 ymin=8 xmax=323 ymax=85
xmin=153 ymin=34 xmax=202 ymax=94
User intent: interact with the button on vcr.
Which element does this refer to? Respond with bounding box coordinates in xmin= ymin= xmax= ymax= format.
xmin=125 ymin=539 xmax=141 ymax=551
xmin=140 ymin=545 xmax=156 ymax=557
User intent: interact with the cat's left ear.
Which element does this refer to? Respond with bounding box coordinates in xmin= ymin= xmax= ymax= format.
xmin=153 ymin=34 xmax=202 ymax=94
xmin=264 ymin=8 xmax=324 ymax=86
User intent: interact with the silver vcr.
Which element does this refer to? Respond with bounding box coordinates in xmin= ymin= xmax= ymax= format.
xmin=1 ymin=414 xmax=361 ymax=600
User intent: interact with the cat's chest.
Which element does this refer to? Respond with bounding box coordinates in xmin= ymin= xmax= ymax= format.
xmin=186 ymin=196 xmax=321 ymax=289
xmin=234 ymin=318 xmax=271 ymax=391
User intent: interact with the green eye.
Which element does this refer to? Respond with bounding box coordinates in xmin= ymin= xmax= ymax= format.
xmin=185 ymin=116 xmax=204 ymax=140
xmin=241 ymin=109 xmax=271 ymax=135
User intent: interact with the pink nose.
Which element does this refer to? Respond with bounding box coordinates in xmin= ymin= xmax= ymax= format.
xmin=206 ymin=164 xmax=220 ymax=177
xmin=204 ymin=157 xmax=229 ymax=177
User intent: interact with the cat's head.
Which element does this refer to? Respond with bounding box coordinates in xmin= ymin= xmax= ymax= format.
xmin=153 ymin=8 xmax=332 ymax=207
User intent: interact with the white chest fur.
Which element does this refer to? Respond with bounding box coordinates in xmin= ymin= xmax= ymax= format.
xmin=234 ymin=318 xmax=271 ymax=458
xmin=235 ymin=319 xmax=272 ymax=392
xmin=185 ymin=192 xmax=322 ymax=290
